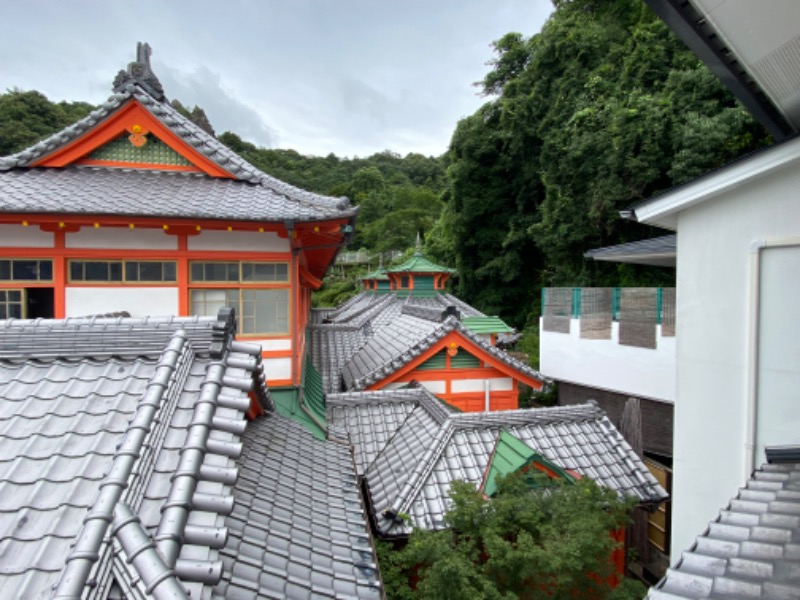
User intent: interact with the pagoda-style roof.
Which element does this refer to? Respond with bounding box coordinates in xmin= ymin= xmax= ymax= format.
xmin=0 ymin=43 xmax=356 ymax=225
xmin=386 ymin=251 xmax=456 ymax=274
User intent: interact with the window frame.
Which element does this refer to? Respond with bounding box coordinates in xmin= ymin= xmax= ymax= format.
xmin=188 ymin=260 xmax=292 ymax=337
xmin=0 ymin=288 xmax=26 ymax=319
xmin=67 ymin=259 xmax=178 ymax=284
xmin=0 ymin=258 xmax=54 ymax=283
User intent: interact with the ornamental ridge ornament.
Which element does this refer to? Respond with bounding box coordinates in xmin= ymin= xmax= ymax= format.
xmin=112 ymin=42 xmax=166 ymax=101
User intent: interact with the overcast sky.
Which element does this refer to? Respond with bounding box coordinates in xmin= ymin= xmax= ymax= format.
xmin=0 ymin=1 xmax=552 ymax=158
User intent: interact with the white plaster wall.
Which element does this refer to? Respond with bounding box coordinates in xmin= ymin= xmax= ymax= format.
xmin=419 ymin=380 xmax=446 ymax=394
xmin=65 ymin=287 xmax=179 ymax=317
xmin=0 ymin=224 xmax=53 ymax=247
xmin=451 ymin=377 xmax=513 ymax=393
xmin=263 ymin=357 xmax=292 ymax=381
xmin=188 ymin=230 xmax=288 ymax=252
xmin=539 ymin=319 xmax=676 ymax=402
xmin=670 ymin=162 xmax=800 ymax=561
xmin=257 ymin=338 xmax=292 ymax=352
xmin=66 ymin=228 xmax=177 ymax=249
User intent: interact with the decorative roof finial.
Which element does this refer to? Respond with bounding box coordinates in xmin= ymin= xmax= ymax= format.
xmin=415 ymin=231 xmax=422 ymax=256
xmin=113 ymin=42 xmax=166 ymax=101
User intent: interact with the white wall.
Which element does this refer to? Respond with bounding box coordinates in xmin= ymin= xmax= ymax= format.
xmin=263 ymin=357 xmax=292 ymax=382
xmin=66 ymin=228 xmax=177 ymax=249
xmin=188 ymin=230 xmax=288 ymax=252
xmin=0 ymin=224 xmax=52 ymax=247
xmin=65 ymin=287 xmax=179 ymax=317
xmin=451 ymin=377 xmax=513 ymax=393
xmin=670 ymin=161 xmax=800 ymax=560
xmin=540 ymin=319 xmax=676 ymax=402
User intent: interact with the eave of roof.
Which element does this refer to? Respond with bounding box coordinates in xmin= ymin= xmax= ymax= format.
xmin=629 ymin=135 xmax=800 ymax=229
xmin=644 ymin=0 xmax=796 ymax=140
xmin=584 ymin=235 xmax=677 ymax=268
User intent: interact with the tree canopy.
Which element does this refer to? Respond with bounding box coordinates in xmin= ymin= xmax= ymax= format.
xmin=440 ymin=0 xmax=769 ymax=325
xmin=379 ymin=475 xmax=646 ymax=599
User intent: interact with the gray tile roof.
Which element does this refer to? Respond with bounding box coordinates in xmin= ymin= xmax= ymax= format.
xmin=216 ymin=413 xmax=381 ymax=599
xmin=647 ymin=462 xmax=800 ymax=600
xmin=584 ymin=235 xmax=677 ymax=267
xmin=310 ymin=291 xmax=545 ymax=394
xmin=0 ymin=52 xmax=355 ymax=223
xmin=0 ymin=166 xmax=356 ymax=223
xmin=329 ymin=396 xmax=667 ymax=538
xmin=0 ymin=311 xmax=380 ymax=599
xmin=327 ymin=387 xmax=455 ymax=475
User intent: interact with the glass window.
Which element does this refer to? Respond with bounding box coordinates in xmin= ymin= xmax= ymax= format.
xmin=125 ymin=261 xmax=177 ymax=282
xmin=69 ymin=260 xmax=175 ymax=283
xmin=190 ymin=261 xmax=289 ymax=283
xmin=0 ymin=259 xmax=53 ymax=281
xmin=242 ymin=262 xmax=288 ymax=282
xmin=190 ymin=262 xmax=239 ymax=282
xmin=190 ymin=288 xmax=289 ymax=335
xmin=0 ymin=289 xmax=24 ymax=319
xmin=400 ymin=275 xmax=410 ymax=288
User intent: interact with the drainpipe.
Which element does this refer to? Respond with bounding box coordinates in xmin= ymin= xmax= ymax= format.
xmin=285 ymin=220 xmax=297 ymax=385
xmin=745 ymin=236 xmax=800 ymax=479
xmin=745 ymin=240 xmax=764 ymax=479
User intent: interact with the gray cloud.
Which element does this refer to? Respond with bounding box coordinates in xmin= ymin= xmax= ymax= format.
xmin=156 ymin=64 xmax=279 ymax=148
xmin=0 ymin=0 xmax=553 ymax=157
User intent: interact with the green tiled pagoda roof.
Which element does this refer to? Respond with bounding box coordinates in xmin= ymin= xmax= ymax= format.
xmin=362 ymin=267 xmax=389 ymax=280
xmin=482 ymin=430 xmax=575 ymax=497
xmin=386 ymin=252 xmax=456 ymax=274
xmin=461 ymin=316 xmax=514 ymax=334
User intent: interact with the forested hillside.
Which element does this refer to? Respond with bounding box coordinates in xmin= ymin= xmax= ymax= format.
xmin=0 ymin=0 xmax=770 ymax=329
xmin=432 ymin=0 xmax=769 ymax=325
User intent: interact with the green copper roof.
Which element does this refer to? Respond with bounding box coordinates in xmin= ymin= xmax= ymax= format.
xmin=482 ymin=430 xmax=576 ymax=497
xmin=362 ymin=267 xmax=389 ymax=280
xmin=269 ymin=356 xmax=328 ymax=441
xmin=461 ymin=316 xmax=514 ymax=334
xmin=386 ymin=252 xmax=456 ymax=274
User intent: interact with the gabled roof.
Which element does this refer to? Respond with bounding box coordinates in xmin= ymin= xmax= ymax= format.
xmin=647 ymin=460 xmax=800 ymax=600
xmin=311 ymin=291 xmax=544 ymax=393
xmin=481 ymin=430 xmax=576 ymax=497
xmin=0 ymin=43 xmax=356 ymax=224
xmin=0 ymin=311 xmax=380 ymax=598
xmin=329 ymin=398 xmax=668 ymax=538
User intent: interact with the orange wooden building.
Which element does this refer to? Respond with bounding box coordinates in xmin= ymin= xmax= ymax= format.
xmin=310 ymin=250 xmax=547 ymax=412
xmin=0 ymin=43 xmax=355 ymax=389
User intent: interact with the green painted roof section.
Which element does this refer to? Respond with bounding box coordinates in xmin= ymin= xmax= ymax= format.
xmin=386 ymin=252 xmax=456 ymax=274
xmin=461 ymin=316 xmax=514 ymax=334
xmin=270 ymin=382 xmax=326 ymax=441
xmin=303 ymin=354 xmax=327 ymax=428
xmin=483 ymin=430 xmax=575 ymax=497
xmin=362 ymin=267 xmax=389 ymax=280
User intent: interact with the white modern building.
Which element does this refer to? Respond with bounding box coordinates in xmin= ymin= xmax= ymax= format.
xmin=639 ymin=0 xmax=800 ymax=563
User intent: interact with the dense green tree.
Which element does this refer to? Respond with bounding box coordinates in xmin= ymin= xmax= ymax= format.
xmin=444 ymin=0 xmax=769 ymax=325
xmin=382 ymin=475 xmax=645 ymax=599
xmin=0 ymin=90 xmax=93 ymax=155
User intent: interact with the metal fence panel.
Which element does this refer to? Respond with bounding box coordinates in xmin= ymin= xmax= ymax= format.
xmin=542 ymin=287 xmax=572 ymax=333
xmin=619 ymin=288 xmax=657 ymax=349
xmin=580 ymin=288 xmax=613 ymax=339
